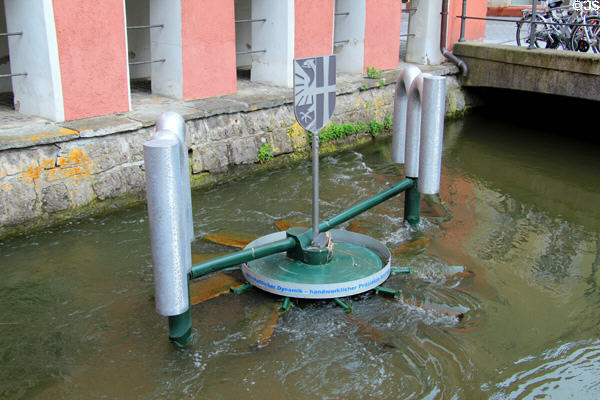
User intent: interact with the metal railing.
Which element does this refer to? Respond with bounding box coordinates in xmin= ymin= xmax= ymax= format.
xmin=333 ymin=11 xmax=350 ymax=48
xmin=235 ymin=18 xmax=266 ymax=56
xmin=458 ymin=0 xmax=600 ymax=53
xmin=127 ymin=24 xmax=163 ymax=30
xmin=236 ymin=50 xmax=266 ymax=55
xmin=127 ymin=24 xmax=166 ymax=66
xmin=399 ymin=4 xmax=413 ymax=61
xmin=128 ymin=59 xmax=166 ymax=66
xmin=0 ymin=31 xmax=26 ymax=78
xmin=0 ymin=72 xmax=26 ymax=78
xmin=235 ymin=18 xmax=266 ymax=24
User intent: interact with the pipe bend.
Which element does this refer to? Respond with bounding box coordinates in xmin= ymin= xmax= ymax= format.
xmin=394 ymin=64 xmax=421 ymax=98
xmin=440 ymin=0 xmax=469 ymax=77
xmin=391 ymin=65 xmax=422 ymax=164
xmin=442 ymin=49 xmax=469 ymax=77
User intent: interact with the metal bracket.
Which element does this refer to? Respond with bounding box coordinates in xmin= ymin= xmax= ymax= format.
xmin=279 ymin=297 xmax=292 ymax=313
xmin=375 ymin=286 xmax=400 ymax=297
xmin=230 ymin=282 xmax=253 ymax=294
xmin=334 ymin=298 xmax=352 ymax=313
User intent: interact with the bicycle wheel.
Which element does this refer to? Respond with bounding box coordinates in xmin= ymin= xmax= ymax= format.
xmin=570 ymin=17 xmax=600 ymax=53
xmin=516 ymin=15 xmax=551 ymax=48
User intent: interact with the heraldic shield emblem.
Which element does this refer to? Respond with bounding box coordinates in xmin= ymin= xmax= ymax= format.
xmin=293 ymin=55 xmax=336 ymax=134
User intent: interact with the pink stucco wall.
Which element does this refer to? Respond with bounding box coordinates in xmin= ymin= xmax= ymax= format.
xmin=295 ymin=0 xmax=334 ymax=59
xmin=364 ymin=0 xmax=402 ymax=73
xmin=52 ymin=0 xmax=130 ymax=121
xmin=447 ymin=0 xmax=487 ymax=50
xmin=181 ymin=0 xmax=237 ymax=100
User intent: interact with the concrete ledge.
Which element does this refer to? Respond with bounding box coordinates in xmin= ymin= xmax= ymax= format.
xmin=453 ymin=42 xmax=600 ymax=75
xmin=453 ymin=42 xmax=600 ymax=101
xmin=0 ymin=63 xmax=467 ymax=239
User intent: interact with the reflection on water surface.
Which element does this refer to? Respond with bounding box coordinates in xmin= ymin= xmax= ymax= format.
xmin=1 ymin=107 xmax=599 ymax=399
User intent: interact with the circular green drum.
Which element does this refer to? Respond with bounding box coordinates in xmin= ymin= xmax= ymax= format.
xmin=242 ymin=230 xmax=391 ymax=299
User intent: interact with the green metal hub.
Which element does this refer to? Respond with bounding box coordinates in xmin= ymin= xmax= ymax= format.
xmin=242 ymin=229 xmax=391 ymax=299
xmin=285 ymin=227 xmax=333 ymax=265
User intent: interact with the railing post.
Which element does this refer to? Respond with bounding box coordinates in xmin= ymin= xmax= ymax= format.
xmin=528 ymin=0 xmax=538 ymax=49
xmin=459 ymin=0 xmax=468 ymax=42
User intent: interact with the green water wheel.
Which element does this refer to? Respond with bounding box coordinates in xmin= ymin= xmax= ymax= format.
xmin=242 ymin=230 xmax=391 ymax=299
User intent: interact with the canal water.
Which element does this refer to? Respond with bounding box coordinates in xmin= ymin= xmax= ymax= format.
xmin=1 ymin=101 xmax=599 ymax=399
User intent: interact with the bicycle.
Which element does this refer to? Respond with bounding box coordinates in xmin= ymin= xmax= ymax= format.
xmin=516 ymin=1 xmax=576 ymax=49
xmin=570 ymin=10 xmax=600 ymax=53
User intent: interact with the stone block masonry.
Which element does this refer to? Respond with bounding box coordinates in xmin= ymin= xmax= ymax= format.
xmin=0 ymin=64 xmax=470 ymax=239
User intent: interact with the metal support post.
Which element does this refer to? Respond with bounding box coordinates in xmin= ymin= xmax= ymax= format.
xmin=529 ymin=0 xmax=538 ymax=50
xmin=312 ymin=131 xmax=320 ymax=242
xmin=418 ymin=76 xmax=446 ymax=195
xmin=404 ymin=178 xmax=421 ymax=227
xmin=459 ymin=0 xmax=468 ymax=42
xmin=168 ymin=308 xmax=192 ymax=347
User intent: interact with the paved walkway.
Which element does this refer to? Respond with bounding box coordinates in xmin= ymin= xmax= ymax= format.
xmin=0 ymin=63 xmax=458 ymax=152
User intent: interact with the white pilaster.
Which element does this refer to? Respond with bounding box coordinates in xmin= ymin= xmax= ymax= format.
xmin=149 ymin=0 xmax=183 ymax=98
xmin=251 ymin=0 xmax=294 ymax=87
xmin=333 ymin=0 xmax=365 ymax=74
xmin=5 ymin=0 xmax=64 ymax=121
xmin=405 ymin=0 xmax=444 ymax=65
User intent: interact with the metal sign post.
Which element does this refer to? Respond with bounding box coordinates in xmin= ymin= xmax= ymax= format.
xmin=293 ymin=55 xmax=336 ymax=244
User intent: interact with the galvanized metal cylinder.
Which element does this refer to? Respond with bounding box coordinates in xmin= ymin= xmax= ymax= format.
xmin=418 ymin=75 xmax=446 ymax=194
xmin=392 ymin=65 xmax=421 ymax=164
xmin=155 ymin=112 xmax=194 ymax=272
xmin=404 ymin=74 xmax=427 ymax=178
xmin=143 ymin=134 xmax=190 ymax=316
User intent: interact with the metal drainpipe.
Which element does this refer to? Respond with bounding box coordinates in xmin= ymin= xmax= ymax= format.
xmin=440 ymin=0 xmax=468 ymax=77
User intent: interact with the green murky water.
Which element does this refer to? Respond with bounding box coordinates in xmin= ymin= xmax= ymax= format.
xmin=1 ymin=104 xmax=599 ymax=399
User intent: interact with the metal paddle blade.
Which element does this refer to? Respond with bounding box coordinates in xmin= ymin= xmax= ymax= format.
xmin=191 ymin=252 xmax=231 ymax=264
xmin=346 ymin=313 xmax=396 ymax=348
xmin=347 ymin=220 xmax=375 ymax=235
xmin=402 ymin=298 xmax=468 ymax=321
xmin=189 ymin=273 xmax=245 ymax=305
xmin=202 ymin=230 xmax=261 ymax=248
xmin=391 ymin=236 xmax=431 ymax=256
xmin=421 ymin=194 xmax=451 ymax=219
xmin=273 ymin=218 xmax=310 ymax=231
xmin=248 ymin=302 xmax=283 ymax=349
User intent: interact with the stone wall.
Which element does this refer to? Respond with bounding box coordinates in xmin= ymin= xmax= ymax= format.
xmin=0 ymin=67 xmax=470 ymax=239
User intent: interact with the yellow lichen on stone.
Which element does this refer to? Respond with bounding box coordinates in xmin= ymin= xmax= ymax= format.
xmin=268 ymin=133 xmax=281 ymax=154
xmin=25 ymin=128 xmax=77 ymax=142
xmin=372 ymin=96 xmax=387 ymax=121
xmin=286 ymin=122 xmax=309 ymax=151
xmin=20 ymin=148 xmax=93 ymax=185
